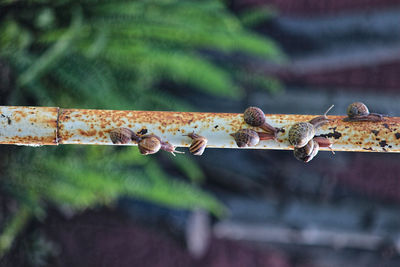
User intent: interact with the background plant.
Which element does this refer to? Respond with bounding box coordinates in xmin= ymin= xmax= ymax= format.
xmin=0 ymin=0 xmax=283 ymax=258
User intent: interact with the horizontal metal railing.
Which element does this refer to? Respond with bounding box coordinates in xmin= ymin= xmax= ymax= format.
xmin=1 ymin=106 xmax=399 ymax=153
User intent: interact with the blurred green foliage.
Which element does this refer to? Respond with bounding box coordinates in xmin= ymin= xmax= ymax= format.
xmin=0 ymin=0 xmax=282 ymax=257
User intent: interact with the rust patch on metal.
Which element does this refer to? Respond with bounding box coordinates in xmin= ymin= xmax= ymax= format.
xmin=379 ymin=140 xmax=388 ymax=148
xmin=78 ymin=129 xmax=97 ymax=137
xmin=0 ymin=106 xmax=58 ymax=145
xmin=371 ymin=130 xmax=379 ymax=136
xmin=318 ymin=127 xmax=342 ymax=140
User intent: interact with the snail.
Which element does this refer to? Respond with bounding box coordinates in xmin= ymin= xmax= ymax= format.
xmin=109 ymin=127 xmax=140 ymax=144
xmin=230 ymin=129 xmax=275 ymax=148
xmin=243 ymin=106 xmax=278 ymax=138
xmin=288 ymin=105 xmax=334 ymax=148
xmin=343 ymin=102 xmax=384 ymax=122
xmin=184 ymin=132 xmax=208 ymax=156
xmin=293 ymin=137 xmax=334 ymax=163
xmin=294 ymin=139 xmax=319 ymax=163
xmin=138 ymin=134 xmax=184 ymax=156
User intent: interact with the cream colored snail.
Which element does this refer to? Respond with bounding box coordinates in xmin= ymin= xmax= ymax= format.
xmin=294 ymin=139 xmax=319 ymax=163
xmin=243 ymin=106 xmax=277 ymax=138
xmin=343 ymin=102 xmax=384 ymax=122
xmin=185 ymin=132 xmax=208 ymax=156
xmin=293 ymin=137 xmax=334 ymax=163
xmin=109 ymin=127 xmax=139 ymax=144
xmin=138 ymin=134 xmax=184 ymax=156
xmin=288 ymin=105 xmax=334 ymax=148
xmin=230 ymin=129 xmax=275 ymax=148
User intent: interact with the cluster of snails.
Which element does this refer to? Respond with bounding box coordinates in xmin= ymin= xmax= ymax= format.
xmin=109 ymin=127 xmax=183 ymax=156
xmin=109 ymin=101 xmax=385 ymax=163
xmin=231 ymin=106 xmax=278 ymax=148
xmin=288 ymin=105 xmax=335 ymax=163
xmin=109 ymin=128 xmax=209 ymax=156
xmin=288 ymin=102 xmax=385 ymax=163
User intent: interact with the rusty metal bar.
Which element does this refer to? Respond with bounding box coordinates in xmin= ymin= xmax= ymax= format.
xmin=1 ymin=106 xmax=400 ymax=153
xmin=0 ymin=106 xmax=58 ymax=146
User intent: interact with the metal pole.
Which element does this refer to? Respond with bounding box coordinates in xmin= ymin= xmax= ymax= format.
xmin=1 ymin=106 xmax=399 ymax=152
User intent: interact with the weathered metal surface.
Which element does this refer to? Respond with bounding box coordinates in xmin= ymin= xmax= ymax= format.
xmin=0 ymin=106 xmax=58 ymax=146
xmin=1 ymin=106 xmax=400 ymax=152
xmin=57 ymin=108 xmax=400 ymax=153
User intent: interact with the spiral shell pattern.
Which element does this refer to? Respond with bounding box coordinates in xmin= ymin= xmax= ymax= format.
xmin=347 ymin=102 xmax=369 ymax=118
xmin=288 ymin=122 xmax=315 ymax=148
xmin=109 ymin=128 xmax=134 ymax=144
xmin=244 ymin=107 xmax=266 ymax=127
xmin=231 ymin=129 xmax=260 ymax=148
xmin=138 ymin=135 xmax=161 ymax=155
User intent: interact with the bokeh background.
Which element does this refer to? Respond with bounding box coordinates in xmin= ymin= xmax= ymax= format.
xmin=1 ymin=0 xmax=400 ymax=266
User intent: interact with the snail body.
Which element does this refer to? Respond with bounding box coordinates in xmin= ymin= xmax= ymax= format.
xmin=243 ymin=107 xmax=277 ymax=137
xmin=294 ymin=137 xmax=333 ymax=163
xmin=138 ymin=135 xmax=183 ymax=156
xmin=230 ymin=129 xmax=275 ymax=148
xmin=343 ymin=102 xmax=384 ymax=122
xmin=186 ymin=132 xmax=208 ymax=156
xmin=110 ymin=127 xmax=137 ymax=144
xmin=294 ymin=139 xmax=319 ymax=163
xmin=288 ymin=105 xmax=334 ymax=148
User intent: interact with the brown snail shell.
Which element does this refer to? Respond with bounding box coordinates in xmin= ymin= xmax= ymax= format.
xmin=186 ymin=132 xmax=208 ymax=156
xmin=138 ymin=135 xmax=161 ymax=155
xmin=230 ymin=129 xmax=260 ymax=148
xmin=288 ymin=122 xmax=315 ymax=148
xmin=293 ymin=139 xmax=319 ymax=163
xmin=138 ymin=135 xmax=184 ymax=156
xmin=243 ymin=106 xmax=277 ymax=135
xmin=343 ymin=102 xmax=383 ymax=122
xmin=109 ymin=127 xmax=135 ymax=144
xmin=347 ymin=102 xmax=369 ymax=117
xmin=244 ymin=107 xmax=266 ymax=127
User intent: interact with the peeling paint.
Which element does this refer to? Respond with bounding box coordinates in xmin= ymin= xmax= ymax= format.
xmin=1 ymin=106 xmax=400 ymax=153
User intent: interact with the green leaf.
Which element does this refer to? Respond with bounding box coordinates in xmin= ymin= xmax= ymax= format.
xmin=169 ymin=156 xmax=206 ymax=183
xmin=18 ymin=8 xmax=83 ymax=87
xmin=239 ymin=6 xmax=277 ymax=27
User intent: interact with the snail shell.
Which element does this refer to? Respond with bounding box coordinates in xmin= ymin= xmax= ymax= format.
xmin=293 ymin=139 xmax=319 ymax=163
xmin=109 ymin=128 xmax=135 ymax=144
xmin=347 ymin=102 xmax=369 ymax=117
xmin=187 ymin=133 xmax=208 ymax=156
xmin=230 ymin=129 xmax=260 ymax=148
xmin=344 ymin=102 xmax=384 ymax=122
xmin=138 ymin=135 xmax=183 ymax=156
xmin=243 ymin=106 xmax=277 ymax=136
xmin=288 ymin=122 xmax=315 ymax=148
xmin=244 ymin=107 xmax=266 ymax=127
xmin=138 ymin=135 xmax=161 ymax=155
